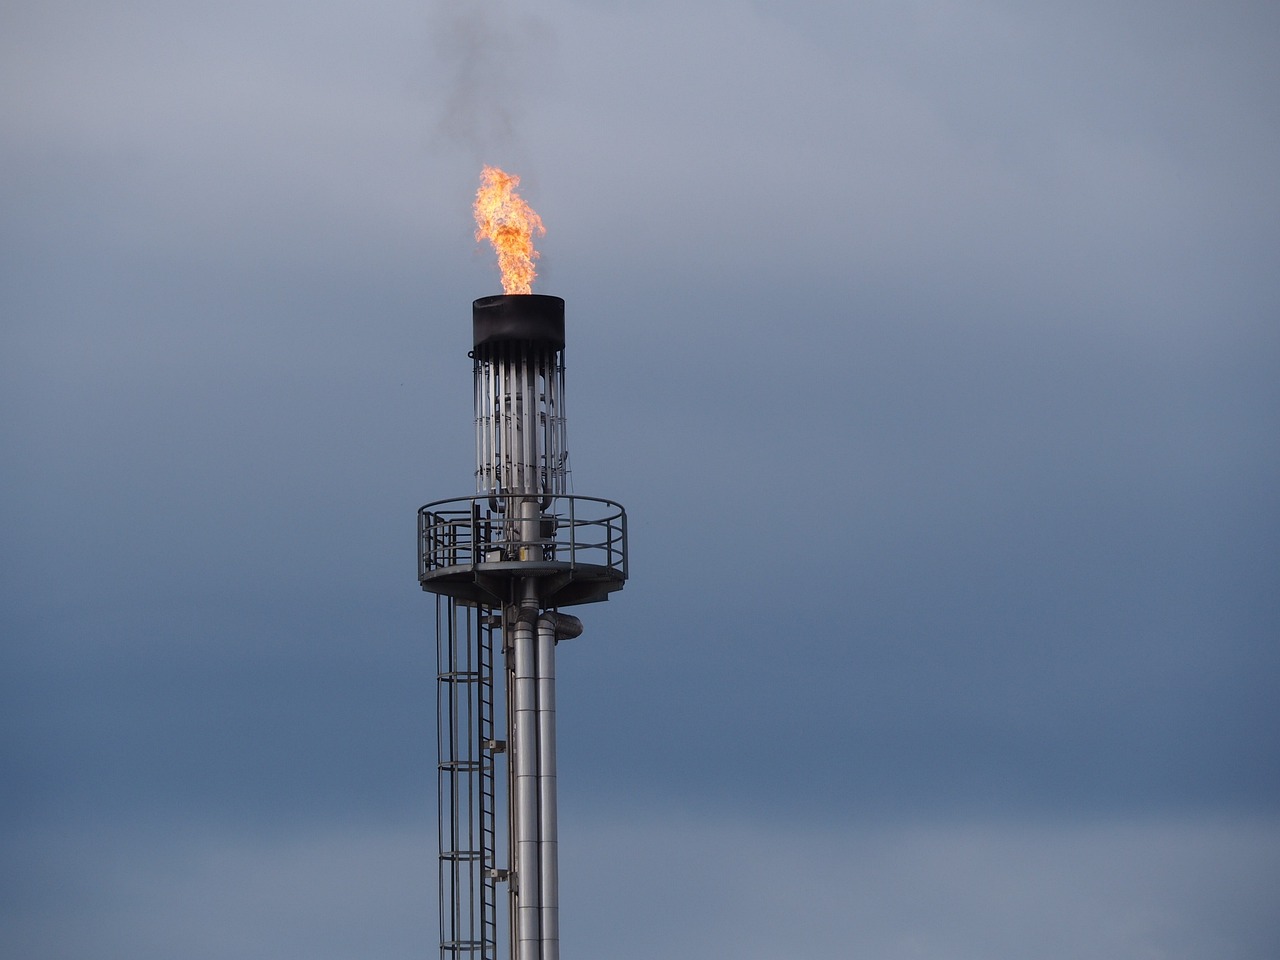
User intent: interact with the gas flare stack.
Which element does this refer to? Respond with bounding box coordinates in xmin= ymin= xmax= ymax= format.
xmin=418 ymin=293 xmax=628 ymax=960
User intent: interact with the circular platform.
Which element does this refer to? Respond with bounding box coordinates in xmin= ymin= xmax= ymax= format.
xmin=418 ymin=494 xmax=627 ymax=607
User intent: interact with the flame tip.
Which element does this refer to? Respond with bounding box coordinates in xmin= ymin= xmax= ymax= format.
xmin=473 ymin=165 xmax=545 ymax=296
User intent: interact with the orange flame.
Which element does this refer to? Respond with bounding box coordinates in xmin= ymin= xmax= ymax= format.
xmin=473 ymin=165 xmax=545 ymax=295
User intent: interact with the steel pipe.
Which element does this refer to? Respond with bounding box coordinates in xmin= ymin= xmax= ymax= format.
xmin=535 ymin=613 xmax=559 ymax=960
xmin=510 ymin=601 xmax=541 ymax=960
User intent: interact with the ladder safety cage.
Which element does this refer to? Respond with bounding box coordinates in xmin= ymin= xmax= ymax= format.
xmin=437 ymin=597 xmax=502 ymax=960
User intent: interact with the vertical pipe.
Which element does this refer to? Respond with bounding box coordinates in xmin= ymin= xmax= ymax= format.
xmin=539 ymin=365 xmax=550 ymax=496
xmin=518 ymin=498 xmax=540 ymax=562
xmin=502 ymin=352 xmax=513 ymax=494
xmin=551 ymin=356 xmax=565 ymax=494
xmin=522 ymin=348 xmax=536 ymax=495
xmin=475 ymin=355 xmax=485 ymax=493
xmin=486 ymin=359 xmax=496 ymax=494
xmin=510 ymin=597 xmax=541 ymax=960
xmin=535 ymin=614 xmax=559 ymax=960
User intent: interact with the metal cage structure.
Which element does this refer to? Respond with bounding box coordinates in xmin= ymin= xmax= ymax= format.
xmin=436 ymin=599 xmax=500 ymax=959
xmin=420 ymin=295 xmax=627 ymax=960
xmin=473 ymin=341 xmax=568 ymax=501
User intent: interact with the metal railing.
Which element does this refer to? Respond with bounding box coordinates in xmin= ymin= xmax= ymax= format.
xmin=418 ymin=494 xmax=628 ymax=583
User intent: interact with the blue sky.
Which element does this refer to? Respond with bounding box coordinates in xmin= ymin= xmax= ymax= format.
xmin=3 ymin=1 xmax=1278 ymax=957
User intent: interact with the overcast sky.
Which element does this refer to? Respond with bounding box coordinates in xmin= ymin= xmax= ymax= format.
xmin=3 ymin=1 xmax=1278 ymax=957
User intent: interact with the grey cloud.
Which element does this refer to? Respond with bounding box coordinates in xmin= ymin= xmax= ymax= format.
xmin=556 ymin=812 xmax=1280 ymax=960
xmin=6 ymin=813 xmax=1276 ymax=959
xmin=2 ymin=0 xmax=1277 ymax=957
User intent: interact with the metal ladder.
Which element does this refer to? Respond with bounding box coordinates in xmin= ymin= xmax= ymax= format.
xmin=437 ymin=599 xmax=500 ymax=960
xmin=478 ymin=610 xmax=500 ymax=960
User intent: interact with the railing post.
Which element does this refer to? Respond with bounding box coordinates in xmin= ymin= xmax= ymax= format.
xmin=607 ymin=510 xmax=615 ymax=573
xmin=617 ymin=508 xmax=626 ymax=577
xmin=568 ymin=497 xmax=576 ymax=572
xmin=471 ymin=499 xmax=480 ymax=568
xmin=418 ymin=510 xmax=425 ymax=581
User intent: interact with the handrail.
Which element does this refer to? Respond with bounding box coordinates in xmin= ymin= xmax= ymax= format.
xmin=418 ymin=494 xmax=628 ymax=584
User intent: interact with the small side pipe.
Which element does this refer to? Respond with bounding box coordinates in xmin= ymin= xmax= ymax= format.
xmin=535 ymin=612 xmax=580 ymax=960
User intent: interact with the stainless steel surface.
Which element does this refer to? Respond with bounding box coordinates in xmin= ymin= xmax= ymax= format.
xmin=474 ymin=341 xmax=567 ymax=501
xmin=424 ymin=295 xmax=626 ymax=960
xmin=510 ymin=602 xmax=541 ymax=960
xmin=535 ymin=614 xmax=559 ymax=960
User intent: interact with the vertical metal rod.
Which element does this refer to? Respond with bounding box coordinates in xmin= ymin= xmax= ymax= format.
xmin=475 ymin=356 xmax=485 ymax=492
xmin=503 ymin=347 xmax=513 ymax=494
xmin=522 ymin=350 xmax=535 ymax=495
